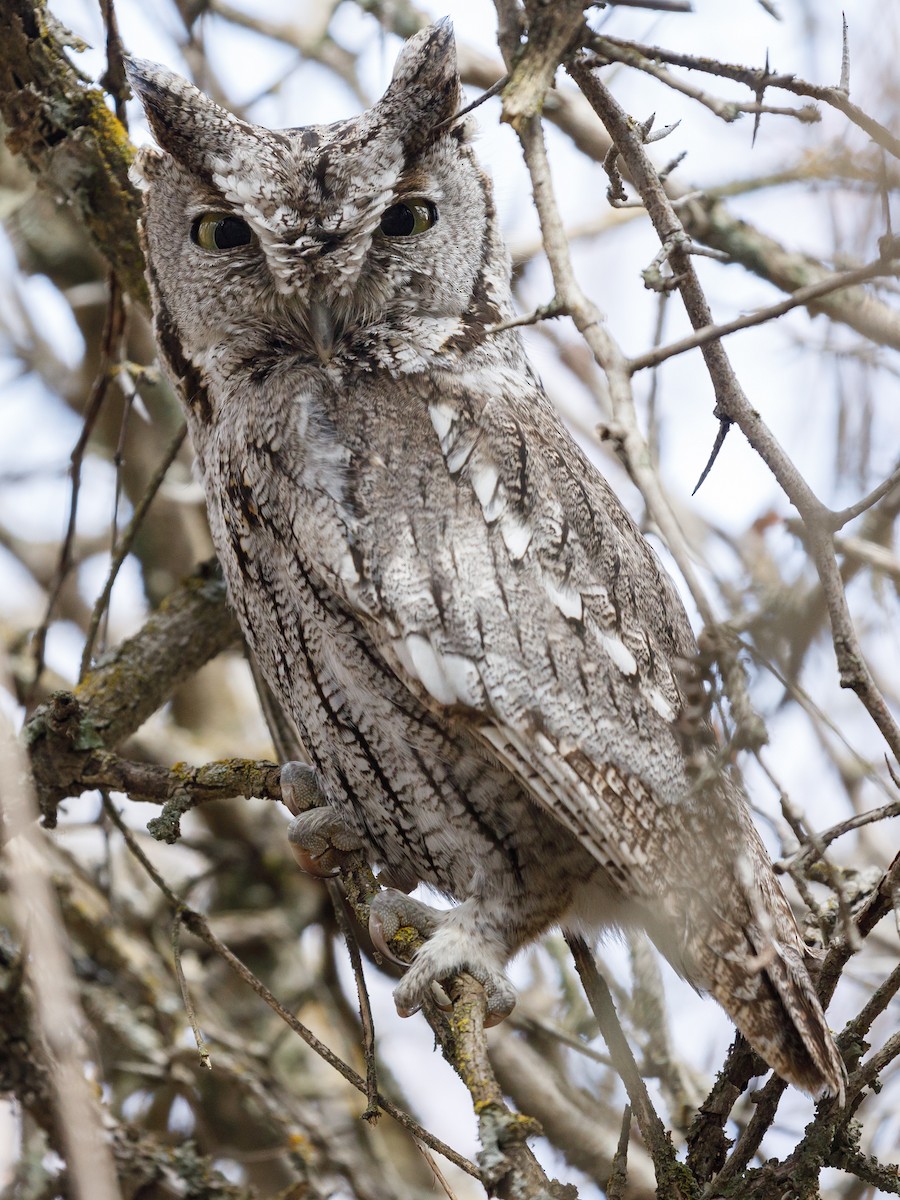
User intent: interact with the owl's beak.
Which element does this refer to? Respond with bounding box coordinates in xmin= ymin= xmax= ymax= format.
xmin=309 ymin=300 xmax=335 ymax=364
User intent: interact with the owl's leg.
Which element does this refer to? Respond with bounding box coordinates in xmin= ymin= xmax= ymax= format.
xmin=369 ymin=889 xmax=516 ymax=1026
xmin=282 ymin=763 xmax=366 ymax=878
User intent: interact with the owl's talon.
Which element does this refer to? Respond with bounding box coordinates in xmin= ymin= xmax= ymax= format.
xmin=368 ymin=889 xmax=441 ymax=965
xmin=483 ymin=991 xmax=515 ymax=1027
xmin=369 ymin=891 xmax=516 ymax=1024
xmin=368 ymin=910 xmax=415 ymax=967
xmin=287 ymin=807 xmax=365 ymax=878
xmin=430 ymin=981 xmax=453 ymax=1012
xmin=391 ymin=957 xmax=516 ymax=1026
xmin=289 ymin=844 xmax=342 ymax=877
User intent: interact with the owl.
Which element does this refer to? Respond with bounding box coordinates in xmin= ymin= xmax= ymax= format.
xmin=127 ymin=21 xmax=844 ymax=1101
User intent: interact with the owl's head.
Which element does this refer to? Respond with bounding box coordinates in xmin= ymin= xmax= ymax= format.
xmin=127 ymin=22 xmax=510 ymax=374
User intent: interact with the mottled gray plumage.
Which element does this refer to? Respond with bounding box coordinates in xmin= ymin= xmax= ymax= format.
xmin=127 ymin=23 xmax=844 ymax=1099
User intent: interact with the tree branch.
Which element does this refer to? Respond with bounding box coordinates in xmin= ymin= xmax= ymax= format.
xmin=569 ymin=53 xmax=900 ymax=768
xmin=0 ymin=0 xmax=147 ymax=303
xmin=25 ymin=560 xmax=240 ymax=824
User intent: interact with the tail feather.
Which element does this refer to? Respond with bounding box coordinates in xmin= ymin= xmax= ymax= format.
xmin=690 ymin=899 xmax=846 ymax=1103
xmin=715 ymin=937 xmax=844 ymax=1103
xmin=660 ymin=785 xmax=849 ymax=1103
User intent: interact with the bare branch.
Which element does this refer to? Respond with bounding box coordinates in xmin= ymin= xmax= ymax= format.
xmin=581 ymin=33 xmax=900 ymax=159
xmin=628 ymin=259 xmax=900 ymax=374
xmin=0 ymin=660 xmax=121 ymax=1200
xmin=569 ymin=53 xmax=900 ymax=768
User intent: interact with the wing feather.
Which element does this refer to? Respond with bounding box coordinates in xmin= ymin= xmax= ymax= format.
xmin=326 ymin=372 xmax=701 ymax=896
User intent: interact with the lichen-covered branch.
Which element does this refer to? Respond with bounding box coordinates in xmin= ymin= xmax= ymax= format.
xmin=25 ymin=560 xmax=240 ymax=824
xmin=0 ymin=0 xmax=146 ymax=303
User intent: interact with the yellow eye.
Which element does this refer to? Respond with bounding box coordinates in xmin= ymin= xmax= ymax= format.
xmin=379 ymin=199 xmax=438 ymax=238
xmin=191 ymin=212 xmax=254 ymax=252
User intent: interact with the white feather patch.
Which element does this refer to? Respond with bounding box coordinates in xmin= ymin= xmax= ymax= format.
xmin=446 ymin=438 xmax=476 ymax=474
xmin=439 ymin=653 xmax=482 ymax=707
xmin=338 ymin=552 xmax=360 ymax=585
xmin=602 ymin=634 xmax=638 ymax=677
xmin=499 ymin=515 xmax=533 ymax=560
xmin=470 ymin=461 xmax=500 ymax=509
xmin=391 ymin=637 xmax=416 ymax=678
xmin=535 ymin=731 xmax=557 ymax=757
xmin=644 ymin=686 xmax=676 ymax=722
xmin=544 ymin=577 xmax=584 ymax=621
xmin=402 ymin=634 xmax=456 ymax=706
xmin=428 ymin=402 xmax=456 ymax=446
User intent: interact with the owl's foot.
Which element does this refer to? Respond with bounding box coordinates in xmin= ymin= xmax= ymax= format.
xmin=280 ymin=761 xmax=328 ymax=813
xmin=287 ymin=807 xmax=367 ymax=877
xmin=369 ymin=890 xmax=442 ymax=965
xmin=369 ymin=890 xmax=516 ymax=1026
xmin=283 ymin=763 xmax=367 ymax=878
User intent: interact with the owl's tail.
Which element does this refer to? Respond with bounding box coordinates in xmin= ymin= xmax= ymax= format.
xmin=665 ymin=806 xmax=846 ymax=1104
xmin=696 ymin=909 xmax=846 ymax=1104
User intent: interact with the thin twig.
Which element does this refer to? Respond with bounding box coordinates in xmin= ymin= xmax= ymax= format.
xmin=590 ymin=36 xmax=818 ymax=125
xmin=81 ymin=422 xmax=187 ymax=679
xmin=607 ymin=1104 xmax=633 ymax=1200
xmin=838 ymin=960 xmax=900 ymax=1049
xmin=30 ymin=278 xmax=126 ymax=697
xmin=830 ymin=459 xmax=900 ymax=529
xmin=565 ymin=935 xmax=686 ymax=1196
xmin=171 ymin=908 xmax=212 ymax=1070
xmin=582 ymin=34 xmax=900 ymax=159
xmin=760 ymin=753 xmax=862 ymax=951
xmin=608 ymin=0 xmax=692 ymax=10
xmin=99 ymin=0 xmax=128 ymax=124
xmin=845 ymin=1031 xmax=900 ymax=1102
xmin=485 ymin=299 xmax=568 ymax=334
xmin=789 ymin=799 xmax=900 ymax=873
xmin=327 ymin=879 xmax=380 ymax=1121
xmin=710 ymin=1075 xmax=788 ymax=1189
xmin=416 ymin=1142 xmax=462 ymax=1200
xmin=628 ymin=259 xmax=899 ymax=374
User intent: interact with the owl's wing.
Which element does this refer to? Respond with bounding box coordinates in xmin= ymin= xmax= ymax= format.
xmin=332 ymin=370 xmax=705 ymax=900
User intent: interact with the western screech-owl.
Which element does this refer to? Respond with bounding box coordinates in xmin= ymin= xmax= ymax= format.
xmin=127 ymin=21 xmax=844 ymax=1099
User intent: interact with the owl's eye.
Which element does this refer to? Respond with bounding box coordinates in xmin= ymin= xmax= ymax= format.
xmin=191 ymin=212 xmax=254 ymax=252
xmin=379 ymin=199 xmax=438 ymax=238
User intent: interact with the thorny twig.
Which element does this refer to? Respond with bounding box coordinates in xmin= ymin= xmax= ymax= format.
xmin=588 ymin=36 xmax=820 ymax=126
xmin=569 ymin=53 xmax=900 ymax=769
xmin=583 ymin=27 xmax=900 ymax=160
xmin=628 ymin=258 xmax=900 ymax=374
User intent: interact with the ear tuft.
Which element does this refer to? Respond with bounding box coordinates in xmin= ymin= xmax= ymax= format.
xmin=382 ymin=19 xmax=460 ymax=150
xmin=125 ymin=55 xmax=287 ymax=192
